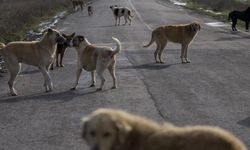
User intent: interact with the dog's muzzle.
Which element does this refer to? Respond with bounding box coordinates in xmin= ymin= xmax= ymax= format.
xmin=91 ymin=144 xmax=99 ymax=150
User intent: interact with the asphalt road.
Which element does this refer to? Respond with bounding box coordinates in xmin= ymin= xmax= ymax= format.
xmin=0 ymin=0 xmax=250 ymax=149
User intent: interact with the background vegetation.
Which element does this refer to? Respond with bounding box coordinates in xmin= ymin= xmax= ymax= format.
xmin=0 ymin=0 xmax=71 ymax=43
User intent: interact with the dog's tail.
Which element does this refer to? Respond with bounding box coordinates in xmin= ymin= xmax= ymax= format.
xmin=0 ymin=42 xmax=6 ymax=55
xmin=112 ymin=37 xmax=121 ymax=55
xmin=143 ymin=31 xmax=155 ymax=48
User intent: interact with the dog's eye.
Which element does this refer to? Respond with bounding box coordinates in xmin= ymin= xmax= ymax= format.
xmin=103 ymin=132 xmax=111 ymax=138
xmin=90 ymin=131 xmax=96 ymax=137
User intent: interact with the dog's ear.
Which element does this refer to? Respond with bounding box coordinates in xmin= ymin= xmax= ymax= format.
xmin=79 ymin=36 xmax=85 ymax=42
xmin=115 ymin=121 xmax=132 ymax=144
xmin=47 ymin=28 xmax=53 ymax=34
xmin=81 ymin=117 xmax=89 ymax=139
xmin=62 ymin=34 xmax=67 ymax=38
xmin=71 ymin=32 xmax=76 ymax=38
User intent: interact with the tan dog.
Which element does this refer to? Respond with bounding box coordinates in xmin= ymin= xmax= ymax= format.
xmin=81 ymin=108 xmax=247 ymax=150
xmin=144 ymin=22 xmax=201 ymax=64
xmin=70 ymin=36 xmax=121 ymax=91
xmin=0 ymin=28 xmax=65 ymax=96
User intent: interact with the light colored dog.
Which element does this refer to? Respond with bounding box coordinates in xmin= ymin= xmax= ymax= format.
xmin=70 ymin=36 xmax=121 ymax=91
xmin=110 ymin=5 xmax=134 ymax=26
xmin=0 ymin=28 xmax=65 ymax=96
xmin=81 ymin=108 xmax=247 ymax=150
xmin=144 ymin=22 xmax=201 ymax=64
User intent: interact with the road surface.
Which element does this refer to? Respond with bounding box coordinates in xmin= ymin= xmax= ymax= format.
xmin=0 ymin=0 xmax=249 ymax=149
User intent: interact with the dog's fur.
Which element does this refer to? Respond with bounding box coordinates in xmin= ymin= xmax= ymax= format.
xmin=51 ymin=33 xmax=75 ymax=70
xmin=82 ymin=108 xmax=247 ymax=150
xmin=71 ymin=0 xmax=84 ymax=11
xmin=110 ymin=5 xmax=133 ymax=26
xmin=0 ymin=42 xmax=5 ymax=49
xmin=70 ymin=36 xmax=121 ymax=91
xmin=88 ymin=6 xmax=93 ymax=16
xmin=144 ymin=22 xmax=201 ymax=64
xmin=0 ymin=28 xmax=65 ymax=96
xmin=228 ymin=7 xmax=250 ymax=32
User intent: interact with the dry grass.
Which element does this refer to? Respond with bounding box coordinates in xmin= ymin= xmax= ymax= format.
xmin=0 ymin=0 xmax=71 ymax=43
xmin=186 ymin=0 xmax=250 ymax=12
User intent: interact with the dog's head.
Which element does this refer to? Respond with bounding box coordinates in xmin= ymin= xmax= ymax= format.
xmin=45 ymin=28 xmax=66 ymax=45
xmin=82 ymin=109 xmax=132 ymax=150
xmin=189 ymin=22 xmax=201 ymax=32
xmin=71 ymin=35 xmax=87 ymax=47
xmin=62 ymin=33 xmax=75 ymax=47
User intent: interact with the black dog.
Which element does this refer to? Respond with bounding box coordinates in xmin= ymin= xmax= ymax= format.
xmin=88 ymin=6 xmax=93 ymax=16
xmin=51 ymin=33 xmax=75 ymax=70
xmin=228 ymin=7 xmax=250 ymax=32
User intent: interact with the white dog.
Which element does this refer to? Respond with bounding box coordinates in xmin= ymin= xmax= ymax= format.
xmin=110 ymin=5 xmax=134 ymax=26
xmin=70 ymin=35 xmax=121 ymax=91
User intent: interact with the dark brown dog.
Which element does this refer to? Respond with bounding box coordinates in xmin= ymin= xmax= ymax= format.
xmin=88 ymin=6 xmax=93 ymax=16
xmin=51 ymin=33 xmax=75 ymax=70
xmin=71 ymin=0 xmax=84 ymax=11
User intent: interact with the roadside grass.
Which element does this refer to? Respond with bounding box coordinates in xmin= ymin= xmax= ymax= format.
xmin=0 ymin=0 xmax=72 ymax=43
xmin=183 ymin=0 xmax=250 ymax=27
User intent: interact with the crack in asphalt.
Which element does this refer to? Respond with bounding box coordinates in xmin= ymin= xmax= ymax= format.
xmin=125 ymin=51 xmax=167 ymax=121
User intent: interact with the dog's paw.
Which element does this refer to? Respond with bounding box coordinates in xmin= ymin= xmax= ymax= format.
xmin=160 ymin=61 xmax=165 ymax=64
xmin=70 ymin=87 xmax=77 ymax=91
xmin=156 ymin=61 xmax=160 ymax=63
xmin=89 ymin=84 xmax=95 ymax=87
xmin=111 ymin=86 xmax=117 ymax=89
xmin=96 ymin=88 xmax=102 ymax=91
xmin=10 ymin=92 xmax=18 ymax=96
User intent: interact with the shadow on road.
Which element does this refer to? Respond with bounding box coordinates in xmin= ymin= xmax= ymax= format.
xmin=118 ymin=62 xmax=181 ymax=70
xmin=0 ymin=89 xmax=97 ymax=103
xmin=237 ymin=117 xmax=250 ymax=128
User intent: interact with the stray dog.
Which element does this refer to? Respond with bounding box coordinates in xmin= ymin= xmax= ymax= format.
xmin=110 ymin=5 xmax=133 ymax=26
xmin=51 ymin=32 xmax=75 ymax=70
xmin=71 ymin=0 xmax=84 ymax=11
xmin=82 ymin=108 xmax=247 ymax=150
xmin=144 ymin=22 xmax=201 ymax=64
xmin=88 ymin=6 xmax=93 ymax=16
xmin=0 ymin=28 xmax=65 ymax=96
xmin=70 ymin=36 xmax=121 ymax=91
xmin=228 ymin=7 xmax=250 ymax=32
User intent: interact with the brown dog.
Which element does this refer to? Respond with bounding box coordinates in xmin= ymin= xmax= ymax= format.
xmin=82 ymin=108 xmax=247 ymax=150
xmin=71 ymin=0 xmax=84 ymax=11
xmin=0 ymin=28 xmax=65 ymax=96
xmin=51 ymin=32 xmax=75 ymax=70
xmin=144 ymin=22 xmax=201 ymax=64
xmin=70 ymin=36 xmax=121 ymax=91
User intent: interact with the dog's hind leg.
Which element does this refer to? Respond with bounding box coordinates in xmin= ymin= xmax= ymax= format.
xmin=7 ymin=62 xmax=20 ymax=96
xmin=71 ymin=68 xmax=82 ymax=90
xmin=96 ymin=61 xmax=106 ymax=91
xmin=108 ymin=64 xmax=117 ymax=89
xmin=123 ymin=16 xmax=128 ymax=25
xmin=90 ymin=71 xmax=96 ymax=87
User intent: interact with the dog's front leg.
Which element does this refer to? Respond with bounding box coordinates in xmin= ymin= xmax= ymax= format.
xmin=89 ymin=71 xmax=96 ymax=87
xmin=108 ymin=66 xmax=117 ymax=89
xmin=183 ymin=44 xmax=191 ymax=63
xmin=71 ymin=68 xmax=82 ymax=90
xmin=39 ymin=66 xmax=53 ymax=92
